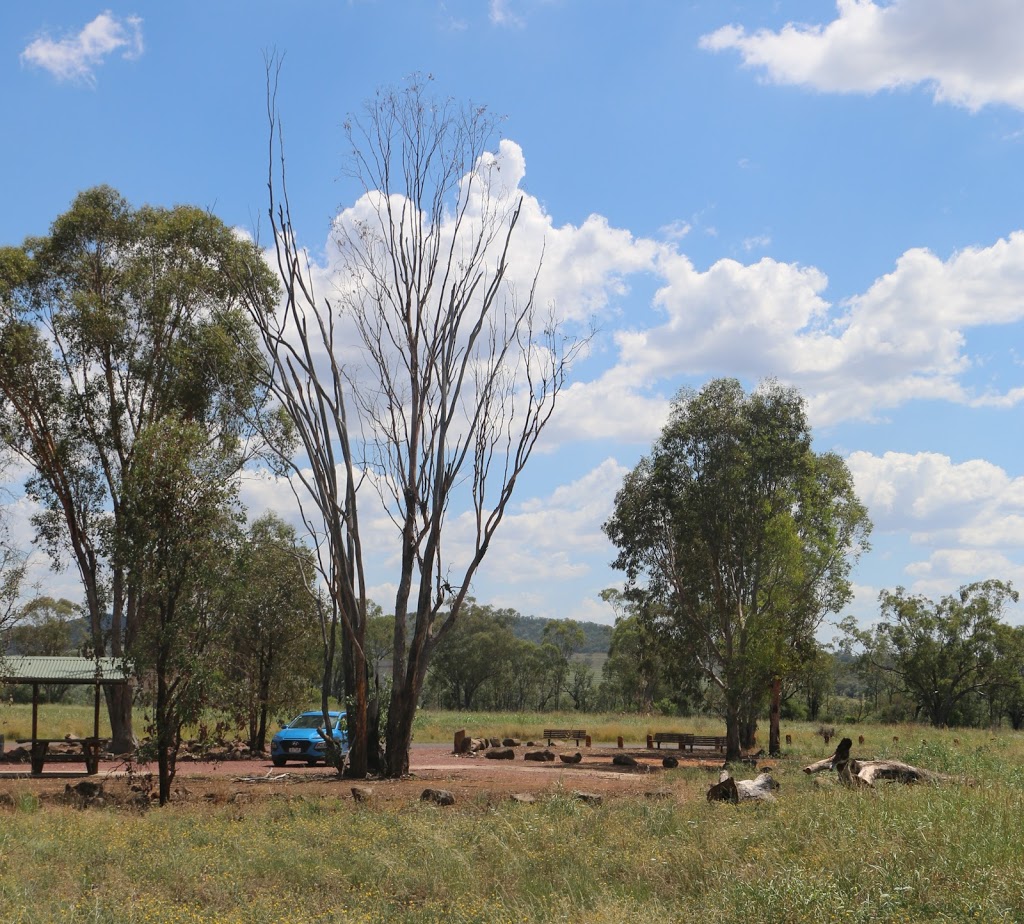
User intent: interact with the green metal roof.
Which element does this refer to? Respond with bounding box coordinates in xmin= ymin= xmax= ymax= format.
xmin=0 ymin=656 xmax=130 ymax=685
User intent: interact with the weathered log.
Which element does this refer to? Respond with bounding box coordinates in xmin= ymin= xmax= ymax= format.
xmin=854 ymin=760 xmax=943 ymax=786
xmin=707 ymin=769 xmax=777 ymax=803
xmin=707 ymin=774 xmax=739 ymax=803
xmin=802 ymin=737 xmax=945 ymax=787
xmin=736 ymin=772 xmax=779 ymax=802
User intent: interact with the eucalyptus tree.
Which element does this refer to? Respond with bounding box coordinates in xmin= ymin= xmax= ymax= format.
xmin=120 ymin=415 xmax=240 ymax=805
xmin=604 ymin=379 xmax=871 ymax=760
xmin=847 ymin=580 xmax=1019 ymax=728
xmin=426 ymin=602 xmax=518 ymax=710
xmin=250 ymin=71 xmax=583 ymax=777
xmin=220 ymin=513 xmax=321 ymax=753
xmin=0 ymin=186 xmax=278 ymax=751
xmin=0 ymin=514 xmax=26 ymax=657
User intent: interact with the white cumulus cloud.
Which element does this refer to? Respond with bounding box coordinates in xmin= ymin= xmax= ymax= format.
xmin=603 ymin=233 xmax=1024 ymax=428
xmin=846 ymin=450 xmax=1024 ymax=601
xmin=701 ymin=0 xmax=1024 ymax=111
xmin=21 ymin=11 xmax=144 ymax=86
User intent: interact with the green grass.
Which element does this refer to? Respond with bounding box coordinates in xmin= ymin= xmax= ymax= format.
xmin=1 ymin=759 xmax=1023 ymax=922
xmin=411 ymin=708 xmax=737 ymax=745
xmin=0 ymin=717 xmax=1022 ymax=922
xmin=0 ymin=703 xmax=113 ymax=742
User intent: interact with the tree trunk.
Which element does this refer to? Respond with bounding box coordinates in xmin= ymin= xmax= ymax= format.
xmin=740 ymin=712 xmax=758 ymax=751
xmin=384 ymin=679 xmax=417 ymax=777
xmin=104 ymin=683 xmax=136 ymax=755
xmin=724 ymin=702 xmax=742 ymax=762
xmin=337 ymin=623 xmax=369 ymax=778
xmin=156 ymin=658 xmax=174 ymax=806
xmin=255 ymin=701 xmax=268 ymax=754
xmin=769 ymin=675 xmax=782 ymax=757
xmin=89 ymin=571 xmax=136 ymax=753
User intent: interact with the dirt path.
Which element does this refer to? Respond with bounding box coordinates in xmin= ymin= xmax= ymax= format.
xmin=0 ymin=744 xmax=733 ymax=806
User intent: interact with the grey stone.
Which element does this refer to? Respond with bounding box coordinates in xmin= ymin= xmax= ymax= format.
xmin=421 ymin=788 xmax=455 ymax=806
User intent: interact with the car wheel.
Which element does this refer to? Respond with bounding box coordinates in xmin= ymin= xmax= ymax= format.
xmin=272 ymin=756 xmax=286 ymax=767
xmin=307 ymin=759 xmax=319 ymax=767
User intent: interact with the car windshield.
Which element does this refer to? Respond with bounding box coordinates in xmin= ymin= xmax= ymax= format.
xmin=287 ymin=714 xmax=334 ymax=730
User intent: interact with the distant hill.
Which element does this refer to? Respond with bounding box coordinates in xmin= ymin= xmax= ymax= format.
xmin=504 ymin=613 xmax=612 ymax=655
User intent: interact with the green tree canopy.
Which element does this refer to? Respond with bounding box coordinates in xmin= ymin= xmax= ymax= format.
xmin=845 ymin=580 xmax=1019 ymax=728
xmin=121 ymin=414 xmax=241 ymax=804
xmin=217 ymin=513 xmax=322 ymax=752
xmin=604 ymin=378 xmax=871 ymax=759
xmin=0 ymin=186 xmax=279 ymax=750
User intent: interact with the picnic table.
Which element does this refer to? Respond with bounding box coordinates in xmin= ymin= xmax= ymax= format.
xmin=651 ymin=732 xmax=727 ymax=753
xmin=17 ymin=737 xmax=108 ymax=775
xmin=543 ymin=729 xmax=588 ymax=746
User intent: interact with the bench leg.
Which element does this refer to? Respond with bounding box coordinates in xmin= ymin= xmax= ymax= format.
xmin=30 ymin=743 xmax=47 ymax=775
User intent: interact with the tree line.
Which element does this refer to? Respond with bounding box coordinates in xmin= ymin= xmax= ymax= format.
xmin=3 ymin=75 xmax=1012 ymax=799
xmin=0 ymin=75 xmax=585 ymax=798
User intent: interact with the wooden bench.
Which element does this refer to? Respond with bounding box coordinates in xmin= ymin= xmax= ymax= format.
xmin=17 ymin=738 xmax=108 ymax=775
xmin=653 ymin=732 xmax=692 ymax=749
xmin=652 ymin=732 xmax=727 ymax=753
xmin=544 ymin=729 xmax=587 ymax=746
xmin=687 ymin=735 xmax=727 ymax=754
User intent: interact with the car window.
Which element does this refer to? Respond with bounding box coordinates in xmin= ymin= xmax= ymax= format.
xmin=288 ymin=714 xmax=331 ymax=729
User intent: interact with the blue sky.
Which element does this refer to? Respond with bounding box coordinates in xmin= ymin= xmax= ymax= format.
xmin=2 ymin=1 xmax=1023 ymax=631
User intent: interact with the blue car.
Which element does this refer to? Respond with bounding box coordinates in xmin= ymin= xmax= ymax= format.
xmin=271 ymin=710 xmax=348 ymax=767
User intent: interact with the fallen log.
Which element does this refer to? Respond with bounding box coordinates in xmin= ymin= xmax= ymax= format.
xmin=707 ymin=769 xmax=778 ymax=803
xmin=803 ymin=737 xmax=945 ymax=787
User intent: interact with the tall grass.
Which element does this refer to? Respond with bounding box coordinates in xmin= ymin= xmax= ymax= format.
xmin=0 ymin=721 xmax=1022 ymax=922
xmin=412 ymin=708 xmax=739 ymax=745
xmin=1 ymin=762 xmax=1023 ymax=922
xmin=0 ymin=703 xmax=112 ymax=742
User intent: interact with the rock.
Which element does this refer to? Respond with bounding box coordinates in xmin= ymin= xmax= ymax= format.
xmin=488 ymin=737 xmax=502 ymax=748
xmin=662 ymin=756 xmax=679 ymax=769
xmin=573 ymin=791 xmax=603 ymax=806
xmin=524 ymin=750 xmax=555 ymax=762
xmin=510 ymin=793 xmax=536 ymax=804
xmin=72 ymin=780 xmax=103 ymax=799
xmin=351 ymin=787 xmax=373 ymax=802
xmin=63 ymin=781 xmax=106 ymax=808
xmin=559 ymin=752 xmax=582 ymax=764
xmin=502 ymin=738 xmax=520 ymax=747
xmin=612 ymin=754 xmax=637 ymax=767
xmin=421 ymin=788 xmax=455 ymax=806
xmin=485 ymin=748 xmax=516 ymax=760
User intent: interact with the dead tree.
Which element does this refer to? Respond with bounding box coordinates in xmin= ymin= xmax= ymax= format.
xmin=803 ymin=737 xmax=946 ymax=786
xmin=252 ymin=66 xmax=584 ymax=779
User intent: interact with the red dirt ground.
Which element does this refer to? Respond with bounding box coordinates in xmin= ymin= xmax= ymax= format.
xmin=0 ymin=743 xmax=737 ymax=806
